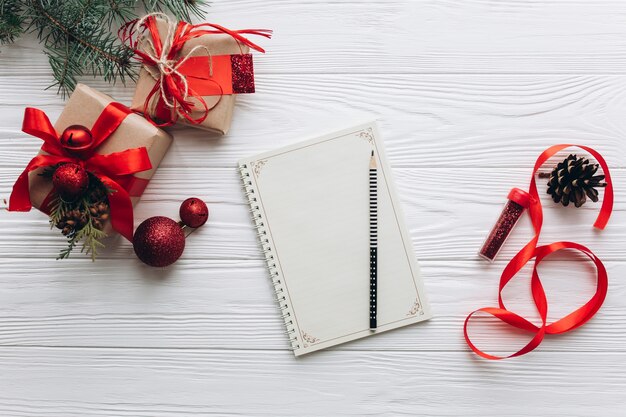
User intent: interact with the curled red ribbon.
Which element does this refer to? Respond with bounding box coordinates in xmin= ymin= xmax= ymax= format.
xmin=120 ymin=14 xmax=272 ymax=127
xmin=464 ymin=145 xmax=613 ymax=359
xmin=8 ymin=103 xmax=153 ymax=241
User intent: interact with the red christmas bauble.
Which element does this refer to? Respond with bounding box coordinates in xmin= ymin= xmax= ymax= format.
xmin=52 ymin=163 xmax=89 ymax=201
xmin=60 ymin=125 xmax=93 ymax=156
xmin=133 ymin=216 xmax=186 ymax=267
xmin=179 ymin=197 xmax=209 ymax=228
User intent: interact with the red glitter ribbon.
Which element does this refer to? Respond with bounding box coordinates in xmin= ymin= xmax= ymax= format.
xmin=120 ymin=14 xmax=271 ymax=127
xmin=464 ymin=145 xmax=614 ymax=359
xmin=8 ymin=103 xmax=153 ymax=241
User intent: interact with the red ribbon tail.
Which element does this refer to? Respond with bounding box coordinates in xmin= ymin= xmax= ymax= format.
xmin=235 ymin=29 xmax=273 ymax=39
xmin=463 ymin=308 xmax=543 ymax=360
xmin=9 ymin=169 xmax=34 ymax=211
xmin=99 ymin=175 xmax=134 ymax=242
xmin=22 ymin=108 xmax=59 ymax=145
xmin=9 ymin=154 xmax=73 ymax=212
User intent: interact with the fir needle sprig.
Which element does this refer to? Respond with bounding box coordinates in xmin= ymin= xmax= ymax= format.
xmin=53 ymin=193 xmax=109 ymax=261
xmin=0 ymin=0 xmax=207 ymax=96
xmin=43 ymin=167 xmax=112 ymax=261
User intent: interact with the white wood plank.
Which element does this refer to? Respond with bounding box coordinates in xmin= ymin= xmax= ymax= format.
xmin=2 ymin=0 xmax=626 ymax=75
xmin=1 ymin=75 xmax=626 ymax=169
xmin=1 ymin=168 xmax=623 ymax=260
xmin=0 ymin=258 xmax=622 ymax=354
xmin=0 ymin=347 xmax=624 ymax=417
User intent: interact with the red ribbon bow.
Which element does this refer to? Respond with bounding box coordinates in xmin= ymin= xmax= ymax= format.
xmin=8 ymin=102 xmax=153 ymax=241
xmin=464 ymin=145 xmax=613 ymax=359
xmin=121 ymin=14 xmax=272 ymax=126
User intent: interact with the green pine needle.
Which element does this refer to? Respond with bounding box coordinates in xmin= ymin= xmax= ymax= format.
xmin=55 ymin=194 xmax=109 ymax=261
xmin=0 ymin=0 xmax=25 ymax=44
xmin=141 ymin=0 xmax=207 ymax=22
xmin=47 ymin=193 xmax=67 ymax=227
xmin=76 ymin=217 xmax=108 ymax=261
xmin=0 ymin=0 xmax=207 ymax=96
xmin=47 ymin=170 xmax=111 ymax=261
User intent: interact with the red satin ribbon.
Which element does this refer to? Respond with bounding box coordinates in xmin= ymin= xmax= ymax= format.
xmin=464 ymin=145 xmax=613 ymax=359
xmin=8 ymin=103 xmax=153 ymax=241
xmin=177 ymin=55 xmax=251 ymax=96
xmin=121 ymin=16 xmax=272 ymax=126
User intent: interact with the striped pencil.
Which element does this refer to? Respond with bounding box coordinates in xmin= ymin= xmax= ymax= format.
xmin=369 ymin=150 xmax=378 ymax=329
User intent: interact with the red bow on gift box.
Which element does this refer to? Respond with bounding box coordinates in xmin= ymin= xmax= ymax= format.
xmin=121 ymin=13 xmax=272 ymax=126
xmin=8 ymin=102 xmax=152 ymax=241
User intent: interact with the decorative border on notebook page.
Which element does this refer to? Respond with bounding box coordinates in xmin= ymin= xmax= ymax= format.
xmin=358 ymin=127 xmax=375 ymax=144
xmin=251 ymin=127 xmax=425 ymax=349
xmin=301 ymin=330 xmax=320 ymax=348
xmin=252 ymin=159 xmax=267 ymax=177
xmin=406 ymin=298 xmax=423 ymax=316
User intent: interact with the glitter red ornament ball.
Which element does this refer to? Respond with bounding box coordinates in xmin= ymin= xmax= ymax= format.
xmin=133 ymin=216 xmax=186 ymax=267
xmin=60 ymin=125 xmax=94 ymax=156
xmin=52 ymin=163 xmax=89 ymax=202
xmin=179 ymin=197 xmax=209 ymax=228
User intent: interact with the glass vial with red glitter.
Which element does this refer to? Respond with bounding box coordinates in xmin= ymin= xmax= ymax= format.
xmin=479 ymin=188 xmax=531 ymax=262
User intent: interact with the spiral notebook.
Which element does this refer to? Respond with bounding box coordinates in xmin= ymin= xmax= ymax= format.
xmin=238 ymin=121 xmax=431 ymax=356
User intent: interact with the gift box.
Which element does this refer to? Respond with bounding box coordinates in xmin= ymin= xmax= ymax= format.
xmin=127 ymin=15 xmax=271 ymax=134
xmin=13 ymin=83 xmax=172 ymax=240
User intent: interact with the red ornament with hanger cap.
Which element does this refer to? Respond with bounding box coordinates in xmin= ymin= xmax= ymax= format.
xmin=133 ymin=198 xmax=209 ymax=267
xmin=179 ymin=197 xmax=209 ymax=228
xmin=52 ymin=163 xmax=90 ymax=202
xmin=59 ymin=125 xmax=94 ymax=157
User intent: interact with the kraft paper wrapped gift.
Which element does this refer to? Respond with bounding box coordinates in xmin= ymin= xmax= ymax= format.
xmin=129 ymin=16 xmax=267 ymax=135
xmin=27 ymin=83 xmax=173 ymax=235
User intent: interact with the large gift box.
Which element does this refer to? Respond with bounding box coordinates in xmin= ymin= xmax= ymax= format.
xmin=13 ymin=83 xmax=172 ymax=239
xmin=128 ymin=15 xmax=270 ymax=134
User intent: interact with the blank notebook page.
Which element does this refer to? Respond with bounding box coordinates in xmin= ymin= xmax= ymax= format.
xmin=238 ymin=121 xmax=431 ymax=356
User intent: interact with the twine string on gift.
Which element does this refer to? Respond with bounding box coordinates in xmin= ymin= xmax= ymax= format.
xmin=135 ymin=14 xmax=215 ymax=112
xmin=120 ymin=13 xmax=272 ymax=126
xmin=8 ymin=104 xmax=153 ymax=241
xmin=463 ymin=145 xmax=613 ymax=359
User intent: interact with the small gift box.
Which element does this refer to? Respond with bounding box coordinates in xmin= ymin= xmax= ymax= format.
xmin=9 ymin=83 xmax=173 ymax=247
xmin=126 ymin=14 xmax=271 ymax=134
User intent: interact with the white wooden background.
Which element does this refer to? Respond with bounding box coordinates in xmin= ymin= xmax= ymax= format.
xmin=1 ymin=1 xmax=625 ymax=416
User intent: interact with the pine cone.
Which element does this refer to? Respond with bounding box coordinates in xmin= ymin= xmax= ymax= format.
xmin=55 ymin=208 xmax=88 ymax=236
xmin=54 ymin=201 xmax=109 ymax=235
xmin=546 ymin=154 xmax=607 ymax=207
xmin=86 ymin=182 xmax=107 ymax=203
xmin=89 ymin=201 xmax=110 ymax=231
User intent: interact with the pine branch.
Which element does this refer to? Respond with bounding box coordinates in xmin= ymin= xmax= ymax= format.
xmin=47 ymin=193 xmax=67 ymax=227
xmin=28 ymin=1 xmax=132 ymax=65
xmin=0 ymin=0 xmax=25 ymax=43
xmin=47 ymin=169 xmax=111 ymax=260
xmin=1 ymin=0 xmax=207 ymax=95
xmin=77 ymin=220 xmax=107 ymax=261
xmin=57 ymin=234 xmax=80 ymax=260
xmin=55 ymin=193 xmax=109 ymax=261
xmin=141 ymin=0 xmax=206 ymax=22
xmin=46 ymin=36 xmax=84 ymax=93
xmin=101 ymin=0 xmax=136 ymax=26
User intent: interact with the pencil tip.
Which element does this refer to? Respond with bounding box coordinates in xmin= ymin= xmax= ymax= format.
xmin=371 ymin=150 xmax=374 ymax=156
xmin=369 ymin=150 xmax=377 ymax=168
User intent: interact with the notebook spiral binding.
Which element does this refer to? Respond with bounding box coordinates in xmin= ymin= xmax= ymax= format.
xmin=238 ymin=163 xmax=300 ymax=351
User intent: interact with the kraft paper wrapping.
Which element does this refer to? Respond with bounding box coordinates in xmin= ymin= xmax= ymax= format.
xmin=28 ymin=83 xmax=173 ymax=235
xmin=131 ymin=18 xmax=250 ymax=134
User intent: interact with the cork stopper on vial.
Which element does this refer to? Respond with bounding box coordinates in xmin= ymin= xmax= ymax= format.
xmin=479 ymin=188 xmax=532 ymax=262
